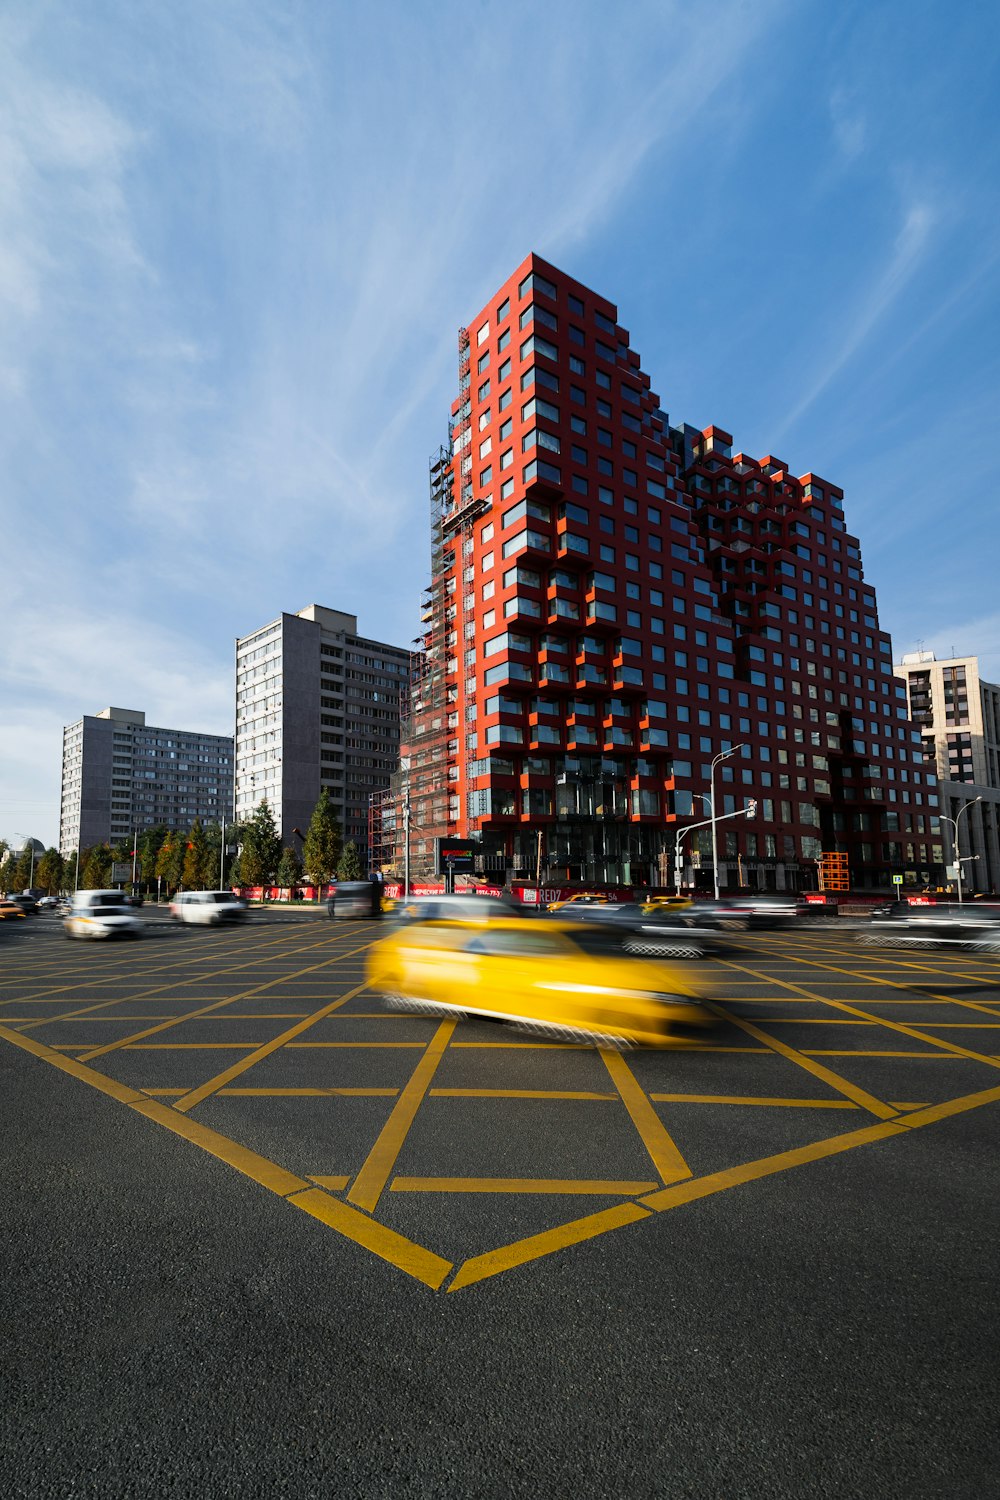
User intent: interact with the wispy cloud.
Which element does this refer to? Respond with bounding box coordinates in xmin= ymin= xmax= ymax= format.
xmin=776 ymin=197 xmax=937 ymax=437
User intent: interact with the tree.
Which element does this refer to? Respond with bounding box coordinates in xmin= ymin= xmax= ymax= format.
xmin=14 ymin=846 xmax=35 ymax=890
xmin=303 ymin=789 xmax=342 ymax=897
xmin=155 ymin=834 xmax=184 ymax=894
xmin=36 ymin=848 xmax=65 ymax=895
xmin=0 ymin=853 xmax=18 ymax=893
xmin=239 ymin=800 xmax=281 ymax=886
xmin=337 ymin=840 xmax=363 ymax=881
xmin=81 ymin=845 xmax=112 ymax=889
xmin=139 ymin=826 xmax=169 ymax=887
xmin=276 ymin=846 xmax=302 ymax=889
xmin=182 ymin=818 xmax=207 ymax=890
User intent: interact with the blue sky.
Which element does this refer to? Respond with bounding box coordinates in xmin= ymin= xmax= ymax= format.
xmin=2 ymin=0 xmax=998 ymax=850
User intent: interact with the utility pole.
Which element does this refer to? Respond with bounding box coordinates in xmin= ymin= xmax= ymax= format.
xmin=220 ymin=810 xmax=226 ymax=889
xmin=535 ymin=828 xmax=543 ymax=886
xmin=710 ymin=744 xmax=747 ymax=901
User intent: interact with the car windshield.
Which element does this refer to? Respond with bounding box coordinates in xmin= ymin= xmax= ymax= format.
xmin=211 ymin=893 xmax=238 ymax=903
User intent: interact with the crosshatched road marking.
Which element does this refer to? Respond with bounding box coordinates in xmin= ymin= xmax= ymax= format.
xmin=3 ymin=924 xmax=1000 ymax=1292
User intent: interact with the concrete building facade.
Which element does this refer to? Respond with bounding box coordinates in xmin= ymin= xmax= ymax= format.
xmin=390 ymin=253 xmax=934 ymax=892
xmin=895 ymin=651 xmax=1000 ymax=893
xmin=59 ymin=707 xmax=233 ymax=856
xmin=234 ymin=605 xmax=409 ymax=859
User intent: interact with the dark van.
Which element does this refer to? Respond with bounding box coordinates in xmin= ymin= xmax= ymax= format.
xmin=327 ymin=881 xmax=382 ymax=919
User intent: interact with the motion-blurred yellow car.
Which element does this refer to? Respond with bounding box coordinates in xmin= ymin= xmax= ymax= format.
xmin=365 ymin=917 xmax=714 ymax=1047
xmin=545 ymin=892 xmax=613 ymax=913
xmin=639 ymin=894 xmax=693 ymax=915
xmin=0 ymin=899 xmax=26 ymax=921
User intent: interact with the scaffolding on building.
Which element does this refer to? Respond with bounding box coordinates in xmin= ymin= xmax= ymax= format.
xmin=369 ymin=329 xmax=490 ymax=881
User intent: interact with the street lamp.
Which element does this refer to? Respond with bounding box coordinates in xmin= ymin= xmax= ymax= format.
xmin=939 ymin=796 xmax=982 ymax=904
xmin=710 ymin=745 xmax=747 ymax=901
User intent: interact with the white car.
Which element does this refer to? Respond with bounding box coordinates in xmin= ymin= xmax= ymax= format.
xmin=169 ymin=890 xmax=248 ymax=925
xmin=64 ymin=890 xmax=143 ymax=940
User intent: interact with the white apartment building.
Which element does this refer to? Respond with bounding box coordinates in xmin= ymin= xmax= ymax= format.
xmin=895 ymin=651 xmax=1000 ymax=893
xmin=235 ymin=605 xmax=409 ymax=858
xmin=59 ymin=707 xmax=233 ymax=856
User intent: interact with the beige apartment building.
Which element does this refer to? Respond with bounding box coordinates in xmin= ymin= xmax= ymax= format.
xmin=895 ymin=652 xmax=1000 ymax=894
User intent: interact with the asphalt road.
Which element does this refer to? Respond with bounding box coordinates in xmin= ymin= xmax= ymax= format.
xmin=2 ymin=911 xmax=999 ymax=1499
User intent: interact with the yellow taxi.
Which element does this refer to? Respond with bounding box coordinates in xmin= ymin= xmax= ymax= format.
xmin=0 ymin=899 xmax=27 ymax=921
xmin=365 ymin=916 xmax=714 ymax=1047
xmin=545 ymin=892 xmax=613 ymax=913
xmin=639 ymin=894 xmax=693 ymax=915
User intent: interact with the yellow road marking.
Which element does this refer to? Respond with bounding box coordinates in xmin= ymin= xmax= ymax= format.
xmin=600 ymin=1049 xmax=691 ymax=1184
xmin=138 ymin=1087 xmax=400 ymax=1098
xmin=706 ymin=998 xmax=898 ymax=1119
xmin=0 ymin=1024 xmax=147 ymax=1106
xmin=801 ymin=1049 xmax=962 ymax=1059
xmin=648 ymin=1093 xmax=859 ymax=1109
xmin=798 ymin=998 xmax=1000 ymax=1073
xmin=750 ymin=942 xmax=1000 ymax=1020
xmin=171 ymin=983 xmax=369 ymax=1114
xmin=639 ymin=1121 xmax=908 ymax=1214
xmin=449 ymin=1202 xmax=651 ymax=1291
xmin=285 ymin=1041 xmax=425 ymax=1049
xmin=308 ymin=1175 xmax=351 ymax=1190
xmin=347 ymin=1021 xmax=457 ymax=1213
xmin=891 ymin=1084 xmax=1000 ymax=1129
xmin=287 ymin=1188 xmax=452 ymax=1290
xmin=428 ymin=1088 xmax=617 ymax=1101
xmin=76 ymin=940 xmax=374 ymax=1062
xmin=392 ymin=1177 xmax=659 ymax=1195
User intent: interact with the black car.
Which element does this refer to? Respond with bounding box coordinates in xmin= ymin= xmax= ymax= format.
xmin=6 ymin=894 xmax=38 ymax=915
xmin=554 ymin=901 xmax=733 ymax=958
xmin=859 ymin=905 xmax=1000 ymax=952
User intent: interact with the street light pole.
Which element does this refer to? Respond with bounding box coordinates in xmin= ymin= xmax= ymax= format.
xmin=940 ymin=796 xmax=982 ymax=904
xmin=710 ymin=745 xmax=747 ymax=901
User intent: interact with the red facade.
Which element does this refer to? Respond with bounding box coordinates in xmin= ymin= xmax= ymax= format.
xmin=406 ymin=254 xmax=937 ymax=891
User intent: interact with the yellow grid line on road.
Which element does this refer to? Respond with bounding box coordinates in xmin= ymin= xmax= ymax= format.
xmin=170 ymin=982 xmax=370 ymax=1114
xmin=600 ymin=1049 xmax=691 ymax=1184
xmin=706 ymin=990 xmax=899 ymax=1120
xmin=347 ymin=1021 xmax=457 ymax=1213
xmin=75 ymin=938 xmax=375 ymax=1062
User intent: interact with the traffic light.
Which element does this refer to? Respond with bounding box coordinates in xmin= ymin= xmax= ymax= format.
xmin=745 ymin=799 xmax=757 ymax=817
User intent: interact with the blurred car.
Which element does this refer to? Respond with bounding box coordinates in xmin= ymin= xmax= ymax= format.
xmin=858 ymin=906 xmax=1000 ymax=953
xmin=326 ymin=881 xmax=382 ymax=920
xmin=555 ymin=901 xmax=733 ymax=959
xmin=170 ymin=890 xmax=248 ymax=925
xmin=37 ymin=895 xmax=59 ymax=910
xmin=638 ymin=894 xmax=693 ymax=915
xmin=545 ymin=892 xmax=614 ymax=913
xmin=390 ymin=893 xmax=525 ymax=925
xmin=365 ymin=916 xmax=715 ymax=1047
xmin=6 ymin=894 xmax=38 ymax=915
xmin=64 ymin=890 xmax=143 ymax=940
xmin=0 ymin=899 xmax=27 ymax=921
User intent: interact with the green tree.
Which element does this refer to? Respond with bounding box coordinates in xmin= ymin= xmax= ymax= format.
xmin=139 ymin=825 xmax=169 ymax=887
xmin=155 ymin=833 xmax=184 ymax=894
xmin=303 ymin=789 xmax=342 ymax=898
xmin=0 ymin=853 xmax=18 ymax=893
xmin=36 ymin=848 xmax=65 ymax=895
xmin=239 ymin=800 xmax=281 ymax=886
xmin=14 ymin=846 xmax=35 ymax=890
xmin=276 ymin=845 xmax=302 ymax=889
xmin=182 ymin=818 xmax=208 ymax=890
xmin=337 ymin=840 xmax=364 ymax=881
xmin=81 ymin=845 xmax=112 ymax=889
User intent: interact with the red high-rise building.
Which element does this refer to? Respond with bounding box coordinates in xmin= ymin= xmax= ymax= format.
xmin=389 ymin=253 xmax=938 ymax=893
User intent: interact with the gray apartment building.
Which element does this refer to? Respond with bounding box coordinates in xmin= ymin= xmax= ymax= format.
xmin=895 ymin=651 xmax=1000 ymax=893
xmin=59 ymin=707 xmax=234 ymax=856
xmin=234 ymin=605 xmax=409 ymax=859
